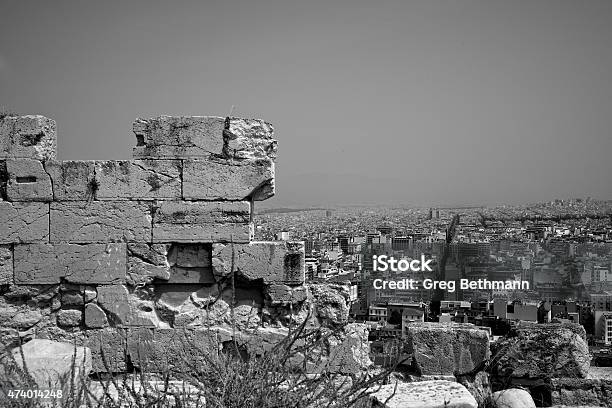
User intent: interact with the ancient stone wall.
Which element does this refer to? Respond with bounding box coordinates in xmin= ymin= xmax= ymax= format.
xmin=0 ymin=114 xmax=349 ymax=373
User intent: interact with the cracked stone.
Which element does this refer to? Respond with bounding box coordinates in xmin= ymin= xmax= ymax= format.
xmin=132 ymin=116 xmax=225 ymax=158
xmin=44 ymin=160 xmax=95 ymax=201
xmin=0 ymin=201 xmax=49 ymax=244
xmin=152 ymin=201 xmax=252 ymax=243
xmin=14 ymin=243 xmax=126 ymax=284
xmin=223 ymin=117 xmax=277 ymax=161
xmin=95 ymin=159 xmax=181 ymax=200
xmin=0 ymin=115 xmax=56 ymax=160
xmin=97 ymin=285 xmax=169 ymax=328
xmin=127 ymin=243 xmax=171 ymax=286
xmin=265 ymin=284 xmax=308 ymax=305
xmin=183 ymin=157 xmax=274 ymax=201
xmin=0 ymin=245 xmax=12 ymax=285
xmin=50 ymin=201 xmax=152 ymax=243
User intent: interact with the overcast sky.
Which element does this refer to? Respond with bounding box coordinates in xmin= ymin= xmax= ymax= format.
xmin=2 ymin=0 xmax=611 ymax=208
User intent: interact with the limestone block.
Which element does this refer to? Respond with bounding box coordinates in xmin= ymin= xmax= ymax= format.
xmin=223 ymin=117 xmax=277 ymax=161
xmin=182 ymin=157 xmax=274 ymax=201
xmin=10 ymin=340 xmax=91 ymax=397
xmin=491 ymin=389 xmax=536 ymax=408
xmin=490 ymin=322 xmax=590 ymax=380
xmin=50 ymin=201 xmax=152 ymax=243
xmin=14 ymin=243 xmax=126 ymax=284
xmin=57 ymin=309 xmax=83 ymax=327
xmin=85 ymin=303 xmax=109 ymax=329
xmin=44 ymin=160 xmax=95 ymax=201
xmin=1 ymin=159 xmax=52 ymax=201
xmin=0 ymin=115 xmax=56 ymax=160
xmin=152 ymin=201 xmax=252 ymax=243
xmin=0 ymin=245 xmax=12 ymax=285
xmin=95 ymin=159 xmax=181 ymax=200
xmin=404 ymin=322 xmax=490 ymax=376
xmin=85 ymin=328 xmax=128 ymax=372
xmin=0 ymin=201 xmax=49 ymax=243
xmin=369 ymin=381 xmax=477 ymax=408
xmin=212 ymin=241 xmax=305 ymax=284
xmin=265 ymin=284 xmax=308 ymax=304
xmin=132 ymin=116 xmax=225 ymax=158
xmin=127 ymin=243 xmax=171 ymax=286
xmin=97 ymin=285 xmax=168 ymax=328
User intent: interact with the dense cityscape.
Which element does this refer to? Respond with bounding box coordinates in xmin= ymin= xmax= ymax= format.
xmin=255 ymin=198 xmax=612 ymax=363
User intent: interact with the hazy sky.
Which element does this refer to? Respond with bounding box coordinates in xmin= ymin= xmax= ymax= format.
xmin=2 ymin=0 xmax=612 ymax=208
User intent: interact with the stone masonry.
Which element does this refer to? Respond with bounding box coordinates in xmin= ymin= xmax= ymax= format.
xmin=0 ymin=114 xmax=333 ymax=373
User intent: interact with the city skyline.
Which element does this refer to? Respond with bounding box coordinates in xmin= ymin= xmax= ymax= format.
xmin=2 ymin=0 xmax=612 ymax=207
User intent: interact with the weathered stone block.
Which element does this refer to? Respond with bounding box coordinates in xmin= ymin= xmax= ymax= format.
xmin=97 ymin=285 xmax=168 ymax=327
xmin=152 ymin=201 xmax=252 ymax=243
xmin=212 ymin=241 xmax=305 ymax=284
xmin=85 ymin=303 xmax=109 ymax=329
xmin=50 ymin=201 xmax=152 ymax=243
xmin=127 ymin=243 xmax=171 ymax=285
xmin=132 ymin=116 xmax=225 ymax=158
xmin=44 ymin=160 xmax=95 ymax=201
xmin=183 ymin=157 xmax=274 ymax=201
xmin=0 ymin=245 xmax=12 ymax=285
xmin=404 ymin=322 xmax=490 ymax=376
xmin=85 ymin=328 xmax=128 ymax=372
xmin=95 ymin=159 xmax=181 ymax=200
xmin=57 ymin=309 xmax=83 ymax=327
xmin=0 ymin=115 xmax=56 ymax=160
xmin=265 ymin=284 xmax=308 ymax=304
xmin=550 ymin=377 xmax=612 ymax=407
xmin=369 ymin=380 xmax=478 ymax=408
xmin=0 ymin=201 xmax=49 ymax=243
xmin=490 ymin=322 xmax=590 ymax=380
xmin=1 ymin=159 xmax=52 ymax=201
xmin=224 ymin=117 xmax=277 ymax=160
xmin=14 ymin=243 xmax=126 ymax=284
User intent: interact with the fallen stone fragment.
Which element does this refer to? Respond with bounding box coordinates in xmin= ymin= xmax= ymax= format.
xmin=132 ymin=116 xmax=225 ymax=158
xmin=95 ymin=159 xmax=182 ymax=199
xmin=0 ymin=115 xmax=56 ymax=160
xmin=10 ymin=339 xmax=91 ymax=396
xmin=223 ymin=117 xmax=277 ymax=161
xmin=369 ymin=380 xmax=478 ymax=408
xmin=182 ymin=157 xmax=275 ymax=201
xmin=0 ymin=201 xmax=49 ymax=243
xmin=50 ymin=201 xmax=152 ymax=242
xmin=212 ymin=241 xmax=305 ymax=284
xmin=2 ymin=159 xmax=52 ymax=201
xmin=310 ymin=283 xmax=350 ymax=326
xmin=14 ymin=243 xmax=126 ymax=284
xmin=44 ymin=160 xmax=95 ymax=201
xmin=491 ymin=388 xmax=536 ymax=408
xmin=152 ymin=201 xmax=252 ymax=243
xmin=404 ymin=322 xmax=490 ymax=376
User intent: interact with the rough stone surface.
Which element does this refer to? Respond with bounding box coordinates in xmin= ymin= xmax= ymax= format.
xmin=404 ymin=322 xmax=490 ymax=376
xmin=224 ymin=117 xmax=277 ymax=161
xmin=490 ymin=322 xmax=590 ymax=380
xmin=152 ymin=201 xmax=252 ymax=243
xmin=2 ymin=159 xmax=52 ymax=201
xmin=97 ymin=285 xmax=168 ymax=327
xmin=0 ymin=245 xmax=12 ymax=285
xmin=127 ymin=243 xmax=171 ymax=285
xmin=265 ymin=284 xmax=308 ymax=304
xmin=132 ymin=116 xmax=225 ymax=158
xmin=95 ymin=159 xmax=181 ymax=199
xmin=458 ymin=371 xmax=492 ymax=408
xmin=369 ymin=380 xmax=478 ymax=408
xmin=550 ymin=377 xmax=612 ymax=407
xmin=183 ymin=157 xmax=274 ymax=201
xmin=9 ymin=339 xmax=91 ymax=395
xmin=85 ymin=328 xmax=127 ymax=372
xmin=0 ymin=201 xmax=49 ymax=243
xmin=212 ymin=241 xmax=305 ymax=284
xmin=85 ymin=303 xmax=109 ymax=328
xmin=311 ymin=283 xmax=350 ymax=326
xmin=491 ymin=388 xmax=536 ymax=408
xmin=50 ymin=201 xmax=152 ymax=243
xmin=44 ymin=160 xmax=95 ymax=201
xmin=0 ymin=115 xmax=56 ymax=160
xmin=57 ymin=309 xmax=83 ymax=327
xmin=15 ymin=243 xmax=126 ymax=284
xmin=324 ymin=323 xmax=373 ymax=374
